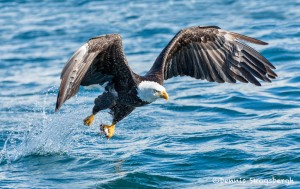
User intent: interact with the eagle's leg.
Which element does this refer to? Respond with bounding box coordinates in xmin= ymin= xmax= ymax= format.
xmin=100 ymin=123 xmax=116 ymax=139
xmin=83 ymin=91 xmax=116 ymax=126
xmin=83 ymin=114 xmax=95 ymax=126
xmin=99 ymin=104 xmax=136 ymax=139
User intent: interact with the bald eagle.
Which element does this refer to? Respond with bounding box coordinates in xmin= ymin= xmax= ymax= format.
xmin=55 ymin=26 xmax=277 ymax=139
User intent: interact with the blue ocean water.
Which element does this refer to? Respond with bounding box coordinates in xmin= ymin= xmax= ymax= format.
xmin=1 ymin=0 xmax=300 ymax=188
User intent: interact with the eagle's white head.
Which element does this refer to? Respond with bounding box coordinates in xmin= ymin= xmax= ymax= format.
xmin=137 ymin=81 xmax=169 ymax=103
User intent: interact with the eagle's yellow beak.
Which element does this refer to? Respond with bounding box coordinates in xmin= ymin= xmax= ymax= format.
xmin=160 ymin=90 xmax=169 ymax=101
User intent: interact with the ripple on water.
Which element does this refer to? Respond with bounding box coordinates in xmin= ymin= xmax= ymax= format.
xmin=96 ymin=171 xmax=186 ymax=189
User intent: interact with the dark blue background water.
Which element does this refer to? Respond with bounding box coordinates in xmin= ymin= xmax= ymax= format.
xmin=1 ymin=0 xmax=300 ymax=188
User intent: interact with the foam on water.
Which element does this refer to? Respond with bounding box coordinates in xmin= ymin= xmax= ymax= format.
xmin=1 ymin=91 xmax=74 ymax=164
xmin=0 ymin=86 xmax=113 ymax=166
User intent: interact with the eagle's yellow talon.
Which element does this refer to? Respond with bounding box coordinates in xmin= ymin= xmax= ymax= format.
xmin=100 ymin=124 xmax=116 ymax=139
xmin=83 ymin=114 xmax=94 ymax=126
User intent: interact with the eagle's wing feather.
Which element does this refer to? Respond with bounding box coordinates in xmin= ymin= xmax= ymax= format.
xmin=146 ymin=26 xmax=277 ymax=85
xmin=56 ymin=34 xmax=135 ymax=111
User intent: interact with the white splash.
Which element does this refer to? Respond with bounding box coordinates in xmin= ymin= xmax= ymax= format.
xmin=0 ymin=89 xmax=86 ymax=164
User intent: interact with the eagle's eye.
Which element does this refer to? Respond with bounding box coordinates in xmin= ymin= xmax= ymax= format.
xmin=153 ymin=89 xmax=159 ymax=93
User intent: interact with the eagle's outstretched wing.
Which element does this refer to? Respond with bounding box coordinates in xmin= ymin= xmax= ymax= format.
xmin=55 ymin=34 xmax=136 ymax=111
xmin=146 ymin=26 xmax=277 ymax=85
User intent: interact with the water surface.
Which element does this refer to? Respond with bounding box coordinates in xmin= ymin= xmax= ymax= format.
xmin=1 ymin=0 xmax=300 ymax=188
